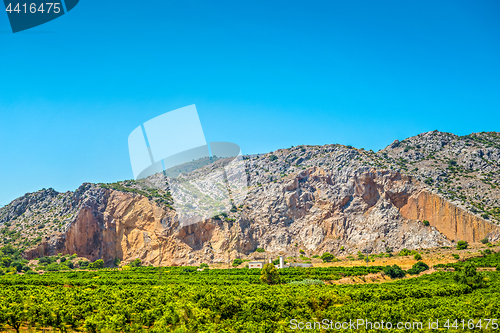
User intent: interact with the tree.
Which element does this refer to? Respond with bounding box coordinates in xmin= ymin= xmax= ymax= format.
xmin=414 ymin=253 xmax=422 ymax=261
xmin=260 ymin=263 xmax=281 ymax=285
xmin=383 ymin=265 xmax=406 ymax=279
xmin=480 ymin=237 xmax=489 ymax=244
xmin=456 ymin=241 xmax=469 ymax=250
xmin=407 ymin=262 xmax=429 ymax=275
xmin=14 ymin=262 xmax=23 ymax=273
xmin=232 ymin=258 xmax=243 ymax=267
xmin=320 ymin=252 xmax=335 ymax=263
xmin=454 ymin=261 xmax=486 ymax=289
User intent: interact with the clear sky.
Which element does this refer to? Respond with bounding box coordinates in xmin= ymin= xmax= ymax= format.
xmin=1 ymin=0 xmax=499 ymax=205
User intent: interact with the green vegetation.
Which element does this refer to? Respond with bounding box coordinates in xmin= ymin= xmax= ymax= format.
xmin=320 ymin=252 xmax=335 ymax=263
xmin=130 ymin=258 xmax=142 ymax=267
xmin=407 ymin=262 xmax=429 ymax=275
xmin=398 ymin=248 xmax=412 ymax=256
xmin=99 ymin=181 xmax=174 ymax=208
xmin=0 ymin=245 xmax=499 ymax=331
xmin=260 ymin=263 xmax=281 ymax=285
xmin=453 ymin=261 xmax=486 ymax=289
xmin=254 ymin=247 xmax=265 ymax=253
xmin=232 ymin=258 xmax=243 ymax=267
xmin=383 ymin=264 xmax=406 ymax=279
xmin=422 ymin=220 xmax=430 ymax=226
xmin=457 ymin=240 xmax=469 ymax=250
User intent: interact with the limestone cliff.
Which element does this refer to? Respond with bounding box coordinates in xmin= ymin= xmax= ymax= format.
xmin=400 ymin=190 xmax=499 ymax=243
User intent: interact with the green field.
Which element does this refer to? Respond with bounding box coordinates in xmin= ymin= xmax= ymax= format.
xmin=0 ymin=253 xmax=499 ymax=332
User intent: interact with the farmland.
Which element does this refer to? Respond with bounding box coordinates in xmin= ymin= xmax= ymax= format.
xmin=0 ymin=250 xmax=499 ymax=332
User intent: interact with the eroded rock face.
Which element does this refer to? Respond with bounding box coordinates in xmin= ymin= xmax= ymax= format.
xmin=24 ymin=166 xmax=498 ymax=266
xmin=400 ymin=190 xmax=499 ymax=243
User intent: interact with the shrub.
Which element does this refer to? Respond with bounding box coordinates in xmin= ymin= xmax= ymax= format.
xmin=480 ymin=237 xmax=489 ymax=244
xmin=114 ymin=258 xmax=121 ymax=267
xmin=61 ymin=261 xmax=74 ymax=269
xmin=299 ymin=249 xmax=305 ymax=254
xmin=88 ymin=259 xmax=104 ymax=269
xmin=79 ymin=260 xmax=89 ymax=268
xmin=45 ymin=263 xmax=60 ymax=271
xmin=272 ymin=258 xmax=287 ymax=265
xmin=130 ymin=258 xmax=142 ymax=267
xmin=1 ymin=257 xmax=12 ymax=268
xmin=255 ymin=248 xmax=265 ymax=253
xmin=312 ymin=255 xmax=320 ymax=258
xmin=340 ymin=246 xmax=345 ymax=251
xmin=399 ymin=248 xmax=412 ymax=256
xmin=407 ymin=262 xmax=429 ymax=275
xmin=199 ymin=263 xmax=209 ymax=269
xmin=456 ymin=241 xmax=469 ymax=250
xmin=232 ymin=258 xmax=243 ymax=267
xmin=496 ymin=264 xmax=500 ymax=272
xmin=60 ymin=257 xmax=66 ymax=263
xmin=260 ymin=263 xmax=281 ymax=285
xmin=269 ymin=154 xmax=278 ymax=161
xmin=14 ymin=262 xmax=23 ymax=272
xmin=320 ymin=252 xmax=335 ymax=263
xmin=414 ymin=253 xmax=422 ymax=261
xmin=422 ymin=220 xmax=430 ymax=226
xmin=452 ymin=254 xmax=460 ymax=260
xmin=383 ymin=265 xmax=406 ymax=279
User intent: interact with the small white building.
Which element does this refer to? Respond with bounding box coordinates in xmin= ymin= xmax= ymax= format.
xmin=248 ymin=261 xmax=265 ymax=269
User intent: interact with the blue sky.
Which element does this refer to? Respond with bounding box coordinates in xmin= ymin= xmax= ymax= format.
xmin=1 ymin=0 xmax=499 ymax=205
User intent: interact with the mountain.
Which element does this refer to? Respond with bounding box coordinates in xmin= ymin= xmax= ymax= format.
xmin=1 ymin=131 xmax=499 ymax=266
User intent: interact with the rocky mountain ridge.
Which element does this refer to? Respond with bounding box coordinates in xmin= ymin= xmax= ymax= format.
xmin=1 ymin=130 xmax=499 ymax=266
